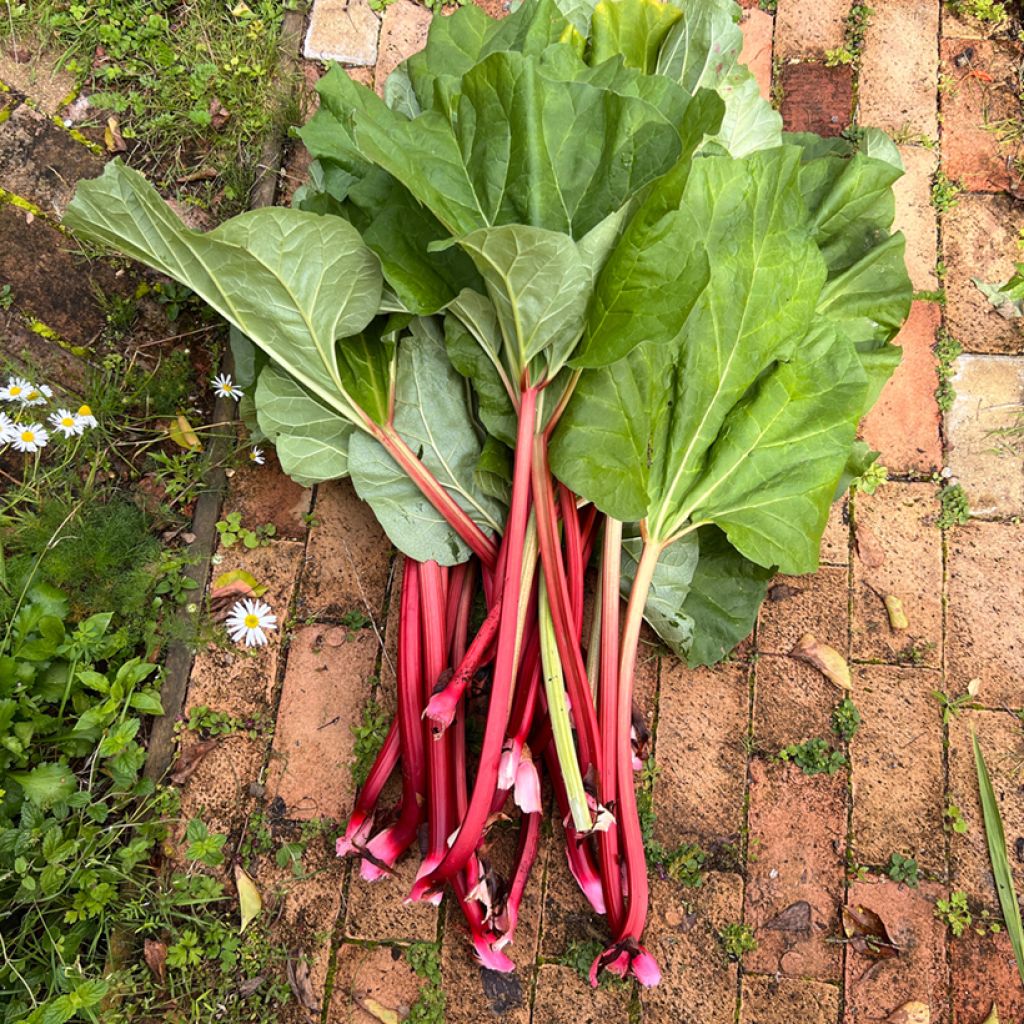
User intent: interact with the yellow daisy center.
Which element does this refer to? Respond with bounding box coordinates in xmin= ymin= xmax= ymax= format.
xmin=78 ymin=405 xmax=92 ymax=416
xmin=244 ymin=613 xmax=260 ymax=629
xmin=223 ymin=383 xmax=234 ymax=392
xmin=26 ymin=391 xmax=40 ymax=401
xmin=20 ymin=430 xmax=34 ymax=443
xmin=9 ymin=386 xmax=22 ymax=397
xmin=61 ymin=416 xmax=75 ymax=427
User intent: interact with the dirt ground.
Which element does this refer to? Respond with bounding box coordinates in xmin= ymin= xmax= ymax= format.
xmin=2 ymin=0 xmax=1024 ymax=1021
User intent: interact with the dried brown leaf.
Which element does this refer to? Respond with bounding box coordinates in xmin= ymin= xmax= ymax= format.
xmin=791 ymin=633 xmax=851 ymax=690
xmin=143 ymin=938 xmax=167 ymax=984
xmin=235 ymin=863 xmax=261 ymax=933
xmin=855 ymin=522 xmax=886 ymax=568
xmin=356 ymin=997 xmax=401 ymax=1024
xmin=169 ymin=738 xmax=219 ymax=785
xmin=886 ymin=1002 xmax=929 ymax=1024
xmin=982 ymin=1004 xmax=1000 ymax=1024
xmin=209 ymin=98 xmax=231 ymax=130
xmin=104 ymin=116 xmax=127 ymax=153
xmin=764 ymin=900 xmax=812 ymax=934
xmin=842 ymin=903 xmax=900 ymax=959
xmin=287 ymin=957 xmax=320 ymax=1013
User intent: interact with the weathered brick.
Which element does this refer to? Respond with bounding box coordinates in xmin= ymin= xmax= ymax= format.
xmin=945 ymin=354 xmax=1024 ymax=517
xmin=745 ymin=761 xmax=846 ymax=982
xmin=892 ymin=145 xmax=939 ymax=293
xmin=266 ymin=624 xmax=381 ymax=820
xmin=753 ymin=655 xmax=839 ymax=755
xmin=860 ymin=301 xmax=943 ymax=475
xmin=344 ymin=854 xmax=439 ymax=943
xmin=774 ymin=0 xmax=846 ymax=59
xmin=537 ymin=826 xmax=605 ymax=958
xmin=950 ymin=928 xmax=1024 ymax=1024
xmin=642 ymin=872 xmax=743 ymax=1024
xmin=940 ymin=39 xmax=1023 ymax=194
xmin=942 ymin=193 xmax=1024 ymax=356
xmin=757 ymin=567 xmax=849 ymax=656
xmin=0 ymin=104 xmax=104 ymax=214
xmin=654 ymin=661 xmax=749 ymax=851
xmin=948 ymin=710 xmax=1024 ymax=907
xmin=779 ymin=63 xmax=853 ymax=136
xmin=740 ymin=975 xmax=841 ymax=1024
xmin=374 ymin=0 xmax=432 ymax=95
xmin=851 ymin=483 xmax=943 ymax=667
xmin=849 ymin=665 xmax=945 ymax=875
xmin=533 ymin=965 xmax=632 ymax=1024
xmin=299 ymin=479 xmax=393 ymax=622
xmin=329 ymin=943 xmax=426 ymax=1023
xmin=858 ymin=0 xmax=939 ymax=139
xmin=946 ymin=521 xmax=1024 ymax=708
xmin=303 ymin=0 xmax=380 ymax=65
xmin=226 ymin=452 xmax=312 ymax=541
xmin=820 ymin=498 xmax=850 ymax=567
xmin=739 ymin=8 xmax=773 ymax=101
xmin=843 ymin=880 xmax=950 ymax=1023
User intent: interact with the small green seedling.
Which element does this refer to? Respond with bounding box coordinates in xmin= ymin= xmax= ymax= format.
xmin=887 ymin=852 xmax=920 ymax=887
xmin=719 ymin=922 xmax=758 ymax=961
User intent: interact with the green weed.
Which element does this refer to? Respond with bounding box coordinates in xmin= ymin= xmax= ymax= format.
xmin=777 ymin=738 xmax=848 ymax=776
xmin=887 ymin=852 xmax=920 ymax=887
xmin=719 ymin=922 xmax=758 ymax=961
xmin=937 ymin=482 xmax=970 ymax=529
xmin=351 ymin=695 xmax=391 ymax=788
xmin=832 ymin=698 xmax=861 ymax=742
xmin=406 ymin=942 xmax=447 ymax=1023
xmin=935 ymin=890 xmax=973 ymax=936
xmin=935 ymin=329 xmax=963 ymax=413
xmin=931 ymin=171 xmax=964 ymax=213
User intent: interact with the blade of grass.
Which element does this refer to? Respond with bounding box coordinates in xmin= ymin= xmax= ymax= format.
xmin=973 ymin=731 xmax=1024 ymax=986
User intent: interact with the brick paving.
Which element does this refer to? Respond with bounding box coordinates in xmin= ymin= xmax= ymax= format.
xmin=2 ymin=1 xmax=1024 ymax=1021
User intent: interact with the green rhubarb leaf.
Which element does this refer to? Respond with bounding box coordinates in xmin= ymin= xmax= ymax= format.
xmin=64 ymin=161 xmax=384 ymax=430
xmin=589 ymin=0 xmax=683 ymax=72
xmin=708 ymin=67 xmax=782 ymax=158
xmin=348 ymin=320 xmax=504 ymax=565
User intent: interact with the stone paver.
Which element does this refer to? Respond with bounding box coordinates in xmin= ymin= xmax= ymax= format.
xmin=844 ymin=880 xmax=950 ymax=1023
xmin=892 ymin=145 xmax=939 ymax=293
xmin=739 ymin=8 xmax=774 ymax=101
xmin=950 ymin=929 xmax=1024 ymax=1024
xmin=374 ymin=0 xmax=432 ymax=95
xmin=774 ymin=0 xmax=846 ymax=59
xmin=329 ymin=943 xmax=425 ymax=1024
xmin=303 ymin=0 xmax=380 ymax=65
xmin=344 ymin=853 xmax=438 ymax=943
xmin=849 ymin=665 xmax=945 ymax=875
xmin=860 ymin=301 xmax=943 ymax=476
xmin=653 ymin=661 xmax=750 ymax=850
xmin=533 ymin=965 xmax=632 ymax=1024
xmin=779 ymin=62 xmax=853 ymax=136
xmin=859 ymin=0 xmax=939 ymax=140
xmin=753 ymin=655 xmax=839 ymax=754
xmin=642 ymin=872 xmax=743 ymax=1024
xmin=740 ymin=975 xmax=841 ymax=1023
xmin=946 ymin=521 xmax=1024 ymax=707
xmin=745 ymin=761 xmax=846 ymax=982
xmin=757 ymin=567 xmax=849 ymax=655
xmin=266 ymin=625 xmax=382 ymax=820
xmin=942 ymin=194 xmax=1024 ymax=356
xmin=945 ymin=354 xmax=1024 ymax=517
xmin=851 ymin=484 xmax=943 ymax=667
xmin=940 ymin=38 xmax=1024 ymax=194
xmin=820 ymin=498 xmax=850 ymax=567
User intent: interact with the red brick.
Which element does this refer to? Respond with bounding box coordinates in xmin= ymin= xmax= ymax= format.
xmin=757 ymin=567 xmax=849 ymax=656
xmin=860 ymin=301 xmax=943 ymax=475
xmin=940 ymin=39 xmax=1023 ymax=194
xmin=893 ymin=145 xmax=939 ymax=293
xmin=740 ymin=975 xmax=841 ymax=1023
xmin=303 ymin=0 xmax=380 ymax=65
xmin=849 ymin=665 xmax=945 ymax=875
xmin=225 ymin=452 xmax=312 ymax=541
xmin=946 ymin=522 xmax=1024 ymax=708
xmin=299 ymin=479 xmax=393 ymax=622
xmin=774 ymin=0 xmax=846 ymax=59
xmin=780 ymin=63 xmax=853 ymax=136
xmin=473 ymin=0 xmax=510 ymax=19
xmin=942 ymin=194 xmax=1024 ymax=356
xmin=858 ymin=0 xmax=939 ymax=139
xmin=533 ymin=965 xmax=632 ymax=1024
xmin=851 ymin=484 xmax=943 ymax=667
xmin=537 ymin=827 xmax=605 ymax=958
xmin=843 ymin=880 xmax=950 ymax=1023
xmin=266 ymin=624 xmax=381 ymax=820
xmin=642 ymin=872 xmax=743 ymax=1024
xmin=820 ymin=498 xmax=850 ymax=567
xmin=344 ymin=854 xmax=439 ymax=943
xmin=948 ymin=710 xmax=1024 ymax=907
xmin=754 ymin=655 xmax=840 ymax=754
xmin=654 ymin=661 xmax=749 ymax=850
xmin=745 ymin=761 xmax=846 ymax=981
xmin=739 ymin=9 xmax=774 ymax=101
xmin=329 ymin=943 xmax=425 ymax=1023
xmin=950 ymin=928 xmax=1024 ymax=1024
xmin=374 ymin=0 xmax=432 ymax=96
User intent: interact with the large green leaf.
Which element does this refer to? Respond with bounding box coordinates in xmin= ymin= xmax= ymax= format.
xmin=64 ymin=161 xmax=384 ymax=427
xmin=589 ymin=0 xmax=683 ymax=72
xmin=348 ymin=320 xmax=505 ymax=565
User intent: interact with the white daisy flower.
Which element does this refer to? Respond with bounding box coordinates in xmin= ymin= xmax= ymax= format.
xmin=11 ymin=423 xmax=48 ymax=453
xmin=23 ymin=383 xmax=52 ymax=406
xmin=75 ymin=404 xmax=98 ymax=428
xmin=212 ymin=374 xmax=243 ymax=401
xmin=48 ymin=409 xmax=84 ymax=438
xmin=249 ymin=446 xmax=265 ymax=465
xmin=226 ymin=598 xmax=277 ymax=648
xmin=0 ymin=411 xmax=16 ymax=443
xmin=1 ymin=377 xmax=32 ymax=403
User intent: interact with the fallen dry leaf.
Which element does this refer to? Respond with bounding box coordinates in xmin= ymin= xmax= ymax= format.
xmin=886 ymin=1001 xmax=929 ymax=1024
xmin=104 ymin=116 xmax=127 ymax=153
xmin=983 ymin=1004 xmax=1000 ymax=1024
xmin=169 ymin=737 xmax=220 ymax=785
xmin=208 ymin=97 xmax=231 ymax=130
xmin=884 ymin=594 xmax=909 ymax=631
xmin=287 ymin=956 xmax=320 ymax=1013
xmin=238 ymin=975 xmax=265 ymax=998
xmin=767 ymin=582 xmax=802 ymax=602
xmin=357 ymin=996 xmax=401 ymax=1024
xmin=791 ymin=633 xmax=851 ymax=689
xmin=764 ymin=900 xmax=812 ymax=934
xmin=177 ymin=166 xmax=219 ymax=184
xmin=855 ymin=522 xmax=886 ymax=568
xmin=235 ymin=863 xmax=262 ymax=933
xmin=143 ymin=938 xmax=167 ymax=984
xmin=967 ymin=677 xmax=982 ymax=698
xmin=168 ymin=414 xmax=202 ymax=451
xmin=842 ymin=903 xmax=900 ymax=959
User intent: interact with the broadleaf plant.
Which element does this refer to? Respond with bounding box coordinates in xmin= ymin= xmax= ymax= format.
xmin=64 ymin=0 xmax=910 ymax=988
